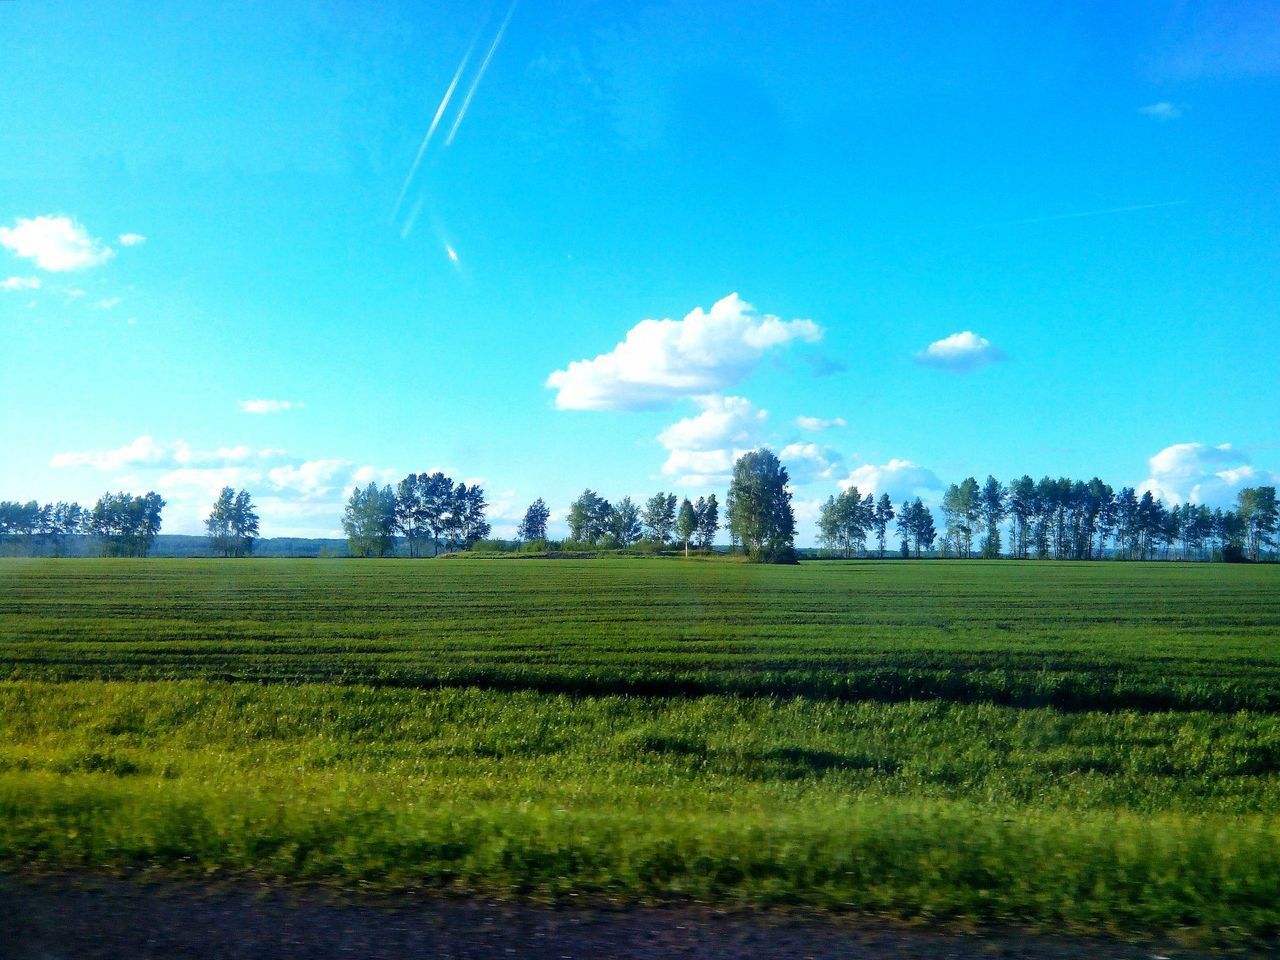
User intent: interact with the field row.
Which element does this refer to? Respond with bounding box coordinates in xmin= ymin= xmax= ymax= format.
xmin=3 ymin=559 xmax=1278 ymax=711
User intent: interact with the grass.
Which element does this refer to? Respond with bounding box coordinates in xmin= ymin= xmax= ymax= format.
xmin=1 ymin=558 xmax=1278 ymax=942
xmin=3 ymin=558 xmax=1279 ymax=710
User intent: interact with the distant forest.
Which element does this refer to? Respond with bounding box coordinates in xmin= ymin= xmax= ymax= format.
xmin=2 ymin=450 xmax=1276 ymax=562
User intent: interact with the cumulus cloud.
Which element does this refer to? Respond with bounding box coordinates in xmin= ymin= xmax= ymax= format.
xmin=840 ymin=458 xmax=944 ymax=503
xmin=914 ymin=331 xmax=1004 ymax=373
xmin=657 ymin=395 xmax=767 ymax=486
xmin=94 ymin=297 xmax=122 ymax=310
xmin=658 ymin=395 xmax=765 ymax=452
xmin=0 ymin=215 xmax=114 ymax=271
xmin=1140 ymin=101 xmax=1182 ymax=120
xmin=239 ymin=399 xmax=303 ymax=414
xmin=118 ymin=233 xmax=146 ymax=246
xmin=350 ymin=465 xmax=400 ymax=489
xmin=267 ymin=459 xmax=353 ymax=499
xmin=547 ymin=293 xmax=823 ymax=411
xmin=52 ymin=436 xmax=271 ymax=472
xmin=50 ymin=435 xmax=168 ymax=471
xmin=1 ymin=276 xmax=40 ymax=291
xmin=1138 ymin=442 xmax=1276 ymax=506
xmin=779 ymin=442 xmax=842 ymax=485
xmin=795 ymin=415 xmax=846 ymax=432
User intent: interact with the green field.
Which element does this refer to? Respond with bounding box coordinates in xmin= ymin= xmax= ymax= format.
xmin=2 ymin=558 xmax=1279 ymax=942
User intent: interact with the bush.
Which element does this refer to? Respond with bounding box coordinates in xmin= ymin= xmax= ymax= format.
xmin=749 ymin=544 xmax=799 ymax=565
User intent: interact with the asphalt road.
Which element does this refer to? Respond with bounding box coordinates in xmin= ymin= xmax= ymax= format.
xmin=0 ymin=874 xmax=1242 ymax=960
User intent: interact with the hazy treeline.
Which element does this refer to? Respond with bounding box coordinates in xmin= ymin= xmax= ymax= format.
xmin=820 ymin=477 xmax=1278 ymax=562
xmin=0 ymin=492 xmax=165 ymax=557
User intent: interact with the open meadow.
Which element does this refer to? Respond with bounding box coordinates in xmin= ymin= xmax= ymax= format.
xmin=2 ymin=558 xmax=1279 ymax=943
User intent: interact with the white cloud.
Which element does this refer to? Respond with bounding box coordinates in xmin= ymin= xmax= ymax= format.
xmin=50 ymin=435 xmax=168 ymax=471
xmin=914 ymin=331 xmax=1004 ymax=373
xmin=1 ymin=276 xmax=40 ymax=291
xmin=52 ymin=436 xmax=269 ymax=472
xmin=118 ymin=233 xmax=146 ymax=246
xmin=156 ymin=466 xmax=259 ymax=499
xmin=779 ymin=442 xmax=842 ymax=485
xmin=840 ymin=458 xmax=944 ymax=503
xmin=268 ymin=459 xmax=352 ymax=499
xmin=1138 ymin=442 xmax=1275 ymax=506
xmin=547 ymin=293 xmax=823 ymax=410
xmin=239 ymin=399 xmax=303 ymax=414
xmin=172 ymin=441 xmax=254 ymax=465
xmin=94 ymin=297 xmax=122 ymax=310
xmin=1139 ymin=102 xmax=1182 ymax=120
xmin=66 ymin=288 xmax=86 ymax=298
xmin=0 ymin=215 xmax=114 ymax=271
xmin=657 ymin=395 xmax=766 ymax=486
xmin=658 ymin=395 xmax=765 ymax=452
xmin=795 ymin=415 xmax=846 ymax=432
xmin=349 ymin=465 xmax=400 ymax=490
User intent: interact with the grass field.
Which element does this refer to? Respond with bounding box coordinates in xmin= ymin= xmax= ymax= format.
xmin=1 ymin=558 xmax=1279 ymax=942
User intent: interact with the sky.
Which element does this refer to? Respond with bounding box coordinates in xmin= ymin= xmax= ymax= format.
xmin=2 ymin=0 xmax=1278 ymax=542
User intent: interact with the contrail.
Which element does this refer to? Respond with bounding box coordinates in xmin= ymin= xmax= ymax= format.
xmin=400 ymin=194 xmax=426 ymax=240
xmin=445 ymin=0 xmax=518 ymax=147
xmin=392 ymin=36 xmax=480 ymax=220
xmin=982 ymin=200 xmax=1187 ymax=229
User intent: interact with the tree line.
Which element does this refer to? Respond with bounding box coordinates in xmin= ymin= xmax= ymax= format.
xmin=819 ymin=475 xmax=1278 ymax=562
xmin=0 ymin=492 xmax=165 ymax=557
xmin=3 ymin=453 xmax=1276 ymax=563
xmin=340 ymin=472 xmax=492 ymax=558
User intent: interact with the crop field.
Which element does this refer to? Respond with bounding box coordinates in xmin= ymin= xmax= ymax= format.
xmin=1 ymin=558 xmax=1279 ymax=942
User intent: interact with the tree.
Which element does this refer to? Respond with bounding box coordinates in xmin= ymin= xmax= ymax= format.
xmin=206 ymin=487 xmax=258 ymax=557
xmin=517 ymin=498 xmax=550 ymax=542
xmin=726 ymin=449 xmax=796 ymax=563
xmin=567 ymin=489 xmax=611 ymax=544
xmin=675 ymin=498 xmax=697 ymax=556
xmin=394 ymin=474 xmax=430 ymax=558
xmin=342 ymin=483 xmax=397 ymax=557
xmin=90 ymin=491 xmax=164 ymax=557
xmin=978 ymin=476 xmax=1007 ymax=559
xmin=940 ymin=477 xmax=980 ymax=559
xmin=872 ymin=494 xmax=894 ymax=558
xmin=641 ymin=492 xmax=677 ymax=543
xmin=1238 ymin=486 xmax=1278 ymax=561
xmin=910 ymin=499 xmax=937 ymax=557
xmin=232 ymin=490 xmax=260 ymax=556
xmin=443 ymin=483 xmax=490 ymax=551
xmin=818 ymin=487 xmax=871 ymax=558
xmin=609 ymin=496 xmax=642 ymax=548
xmin=894 ymin=498 xmax=936 ymax=558
xmin=48 ymin=502 xmax=86 ymax=556
xmin=1007 ymin=475 xmax=1035 ymax=559
xmin=696 ymin=493 xmax=719 ymax=549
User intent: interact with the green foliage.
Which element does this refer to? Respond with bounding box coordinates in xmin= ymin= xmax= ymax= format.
xmin=205 ymin=487 xmax=259 ymax=557
xmin=342 ymin=482 xmax=397 ymax=557
xmin=517 ymin=498 xmax=550 ymax=543
xmin=567 ymin=489 xmax=611 ymax=544
xmin=640 ymin=492 xmax=677 ymax=544
xmin=675 ymin=499 xmax=696 ymax=555
xmin=817 ymin=487 xmax=873 ymax=558
xmin=88 ymin=491 xmax=164 ymax=557
xmin=608 ymin=497 xmax=641 ymax=548
xmin=726 ymin=449 xmax=795 ymax=563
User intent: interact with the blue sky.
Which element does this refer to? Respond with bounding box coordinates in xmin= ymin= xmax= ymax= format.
xmin=2 ymin=0 xmax=1277 ymax=541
